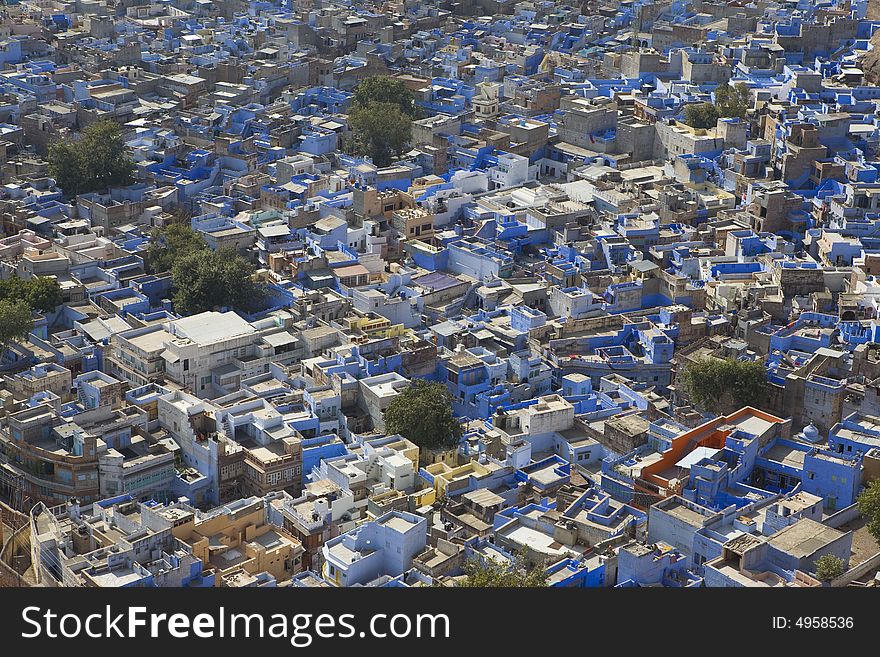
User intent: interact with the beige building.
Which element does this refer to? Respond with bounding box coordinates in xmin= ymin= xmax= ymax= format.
xmin=5 ymin=363 xmax=73 ymax=402
xmin=654 ymin=119 xmax=724 ymax=160
xmin=172 ymin=496 xmax=305 ymax=585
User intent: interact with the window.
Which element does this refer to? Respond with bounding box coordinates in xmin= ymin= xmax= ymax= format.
xmin=183 ymin=359 xmax=189 ymax=371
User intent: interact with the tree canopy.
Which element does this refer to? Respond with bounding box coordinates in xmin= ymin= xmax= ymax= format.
xmin=170 ymin=247 xmax=267 ymax=316
xmin=677 ymin=357 xmax=768 ymax=415
xmin=48 ymin=120 xmax=135 ymax=197
xmin=683 ymin=102 xmax=720 ymax=129
xmin=0 ymin=276 xmax=58 ymax=356
xmin=814 ymin=554 xmax=845 ymax=581
xmin=857 ymin=479 xmax=880 ymax=544
xmin=145 ymin=222 xmax=209 ymax=274
xmin=0 ymin=275 xmax=63 ymax=313
xmin=714 ymin=82 xmax=751 ymax=120
xmin=0 ymin=299 xmax=34 ymax=354
xmin=457 ymin=552 xmax=548 ymax=588
xmin=351 ymin=76 xmax=421 ymax=118
xmin=383 ymin=379 xmax=462 ymax=450
xmin=682 ymin=82 xmax=751 ymax=129
xmin=345 ymin=76 xmax=419 ymax=167
xmin=346 ymin=101 xmax=413 ymax=167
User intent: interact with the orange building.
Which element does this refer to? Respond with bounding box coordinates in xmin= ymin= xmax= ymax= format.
xmin=635 ymin=407 xmax=792 ymax=501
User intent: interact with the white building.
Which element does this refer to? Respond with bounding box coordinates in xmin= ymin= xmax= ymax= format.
xmin=161 ymin=312 xmax=257 ymax=395
xmin=488 ymin=152 xmax=534 ymax=190
xmin=321 ymin=510 xmax=427 ymax=586
xmin=357 ymin=371 xmax=410 ymax=431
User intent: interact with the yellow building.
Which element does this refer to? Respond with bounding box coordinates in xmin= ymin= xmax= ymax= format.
xmin=423 ymin=461 xmax=491 ymax=497
xmin=341 ymin=313 xmax=409 ymax=340
xmin=410 ymin=486 xmax=437 ymax=508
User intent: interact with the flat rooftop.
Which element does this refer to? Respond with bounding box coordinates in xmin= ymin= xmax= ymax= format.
xmin=327 ymin=540 xmax=362 ymax=565
xmin=731 ymin=414 xmax=776 ymax=437
xmin=379 ymin=513 xmax=420 ymax=533
xmin=125 ymin=329 xmax=171 ymax=356
xmin=656 ymin=498 xmax=713 ymax=527
xmin=170 ymin=311 xmax=255 ymax=345
xmin=88 ymin=566 xmax=144 ymax=587
xmin=763 ymin=444 xmax=807 ymax=469
xmin=768 ymin=519 xmax=847 ymax=559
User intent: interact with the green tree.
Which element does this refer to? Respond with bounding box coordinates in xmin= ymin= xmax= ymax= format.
xmin=145 ymin=222 xmax=209 ymax=274
xmin=0 ymin=299 xmax=33 ymax=354
xmin=47 ymin=140 xmax=86 ymax=197
xmin=857 ymin=479 xmax=880 ymax=543
xmin=715 ymin=82 xmax=751 ymax=119
xmin=346 ymin=102 xmax=413 ymax=167
xmin=49 ymin=120 xmax=135 ymax=197
xmin=0 ymin=275 xmax=62 ymax=313
xmin=814 ymin=554 xmax=845 ymax=581
xmin=24 ymin=276 xmax=63 ymax=313
xmin=0 ymin=275 xmax=26 ymax=302
xmin=678 ymin=357 xmax=768 ymax=415
xmin=383 ymin=379 xmax=462 ymax=450
xmin=351 ymin=76 xmax=420 ymax=118
xmin=171 ymin=248 xmax=266 ymax=316
xmin=682 ymin=102 xmax=720 ymax=129
xmin=458 ymin=552 xmax=547 ymax=588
